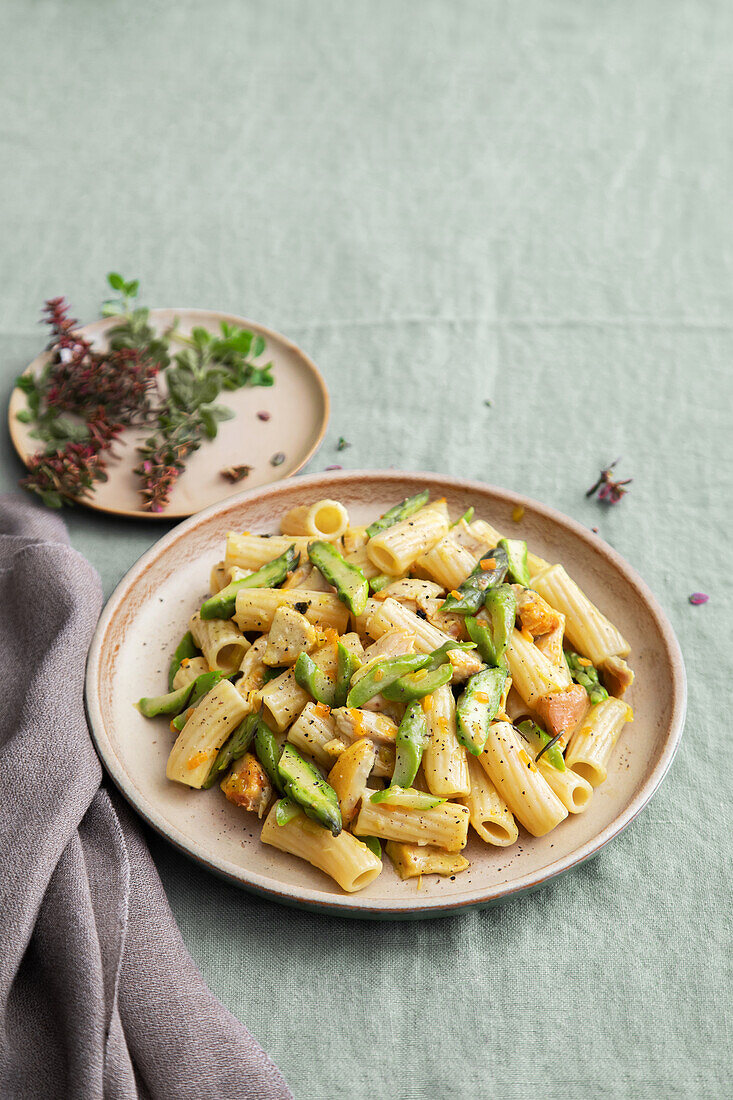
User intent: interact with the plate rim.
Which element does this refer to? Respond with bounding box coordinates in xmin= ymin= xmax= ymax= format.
xmin=85 ymin=469 xmax=687 ymax=918
xmin=8 ymin=307 xmax=330 ymax=521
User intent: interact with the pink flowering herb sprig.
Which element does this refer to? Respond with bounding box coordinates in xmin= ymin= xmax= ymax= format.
xmin=15 ymin=274 xmax=276 ymax=512
xmin=16 ymin=290 xmax=162 ymax=508
xmin=586 ymin=459 xmax=632 ymax=504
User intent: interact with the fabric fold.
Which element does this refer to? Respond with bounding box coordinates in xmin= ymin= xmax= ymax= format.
xmin=0 ymin=494 xmax=291 ymax=1100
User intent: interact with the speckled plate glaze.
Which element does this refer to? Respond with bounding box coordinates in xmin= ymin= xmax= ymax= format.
xmin=8 ymin=309 xmax=329 ymax=519
xmin=85 ymin=471 xmax=686 ymax=919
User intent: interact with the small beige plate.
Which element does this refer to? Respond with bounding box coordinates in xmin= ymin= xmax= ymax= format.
xmin=85 ymin=471 xmax=686 ymax=918
xmin=8 ymin=309 xmax=329 ymax=519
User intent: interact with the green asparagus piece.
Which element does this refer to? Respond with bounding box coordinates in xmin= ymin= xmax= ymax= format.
xmin=262 ymin=665 xmax=286 ymax=684
xmin=369 ymin=786 xmax=445 ymax=810
xmin=455 ymin=667 xmax=507 ymax=755
xmin=451 ymin=506 xmax=475 ymax=527
xmin=565 ymin=651 xmax=609 ymax=705
xmin=465 ymin=584 xmax=516 ymax=666
xmin=202 ymin=711 xmax=259 ymax=789
xmin=360 ymin=835 xmax=382 ymax=858
xmin=422 ymin=640 xmax=477 ymax=671
xmin=169 ymin=671 xmax=225 ymax=731
xmin=380 ymin=662 xmax=453 ymax=704
xmin=369 ymin=573 xmax=395 ymax=593
xmin=497 ymin=538 xmax=531 ymax=587
xmin=167 ymin=631 xmax=199 ymax=690
xmin=275 ymin=797 xmax=301 ymax=826
xmin=440 ymin=546 xmax=509 ymax=614
xmin=365 ymin=490 xmax=430 ymax=539
xmin=200 ymin=545 xmax=299 ymax=620
xmin=253 ymin=716 xmax=285 ymax=795
xmin=334 ymin=641 xmax=360 ymax=708
xmin=294 ymin=652 xmax=337 ymax=707
xmin=307 ymin=540 xmax=369 ymax=616
xmin=517 ymin=719 xmax=566 ymax=771
xmin=346 ymin=653 xmax=432 ymax=709
xmin=277 ymin=743 xmax=342 ymax=836
xmin=137 ymin=681 xmax=196 ymax=718
xmin=392 ymin=701 xmax=430 ymax=788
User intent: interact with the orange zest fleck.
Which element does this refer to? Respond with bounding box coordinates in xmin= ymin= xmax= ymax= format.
xmin=474 ymin=692 xmax=490 ymax=704
xmin=512 ymin=505 xmax=525 ymax=523
xmin=449 ymin=590 xmax=462 ymax=600
xmin=350 ymin=709 xmax=366 ymax=737
xmin=314 ymin=702 xmax=331 ymax=719
xmin=187 ymin=750 xmax=209 ymax=770
xmin=412 ymin=668 xmax=428 ymax=682
xmin=180 ymin=657 xmax=191 ymax=668
xmin=421 ymin=694 xmax=434 ymax=713
xmin=374 ymin=668 xmax=385 ymax=682
xmin=480 ymin=557 xmax=497 ymax=571
xmin=577 ymin=657 xmax=592 ymax=667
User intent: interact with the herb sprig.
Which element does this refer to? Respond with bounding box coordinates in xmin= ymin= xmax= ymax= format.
xmin=15 ymin=275 xmax=275 ymax=512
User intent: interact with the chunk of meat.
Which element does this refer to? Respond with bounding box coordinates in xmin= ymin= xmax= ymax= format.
xmin=515 ymin=587 xmax=562 ymax=638
xmin=220 ymin=753 xmax=272 ymax=817
xmin=534 ymin=617 xmax=565 ymax=667
xmin=534 ymin=685 xmax=588 ymax=739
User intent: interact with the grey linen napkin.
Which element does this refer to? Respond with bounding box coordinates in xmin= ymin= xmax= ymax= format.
xmin=0 ymin=495 xmax=292 ymax=1100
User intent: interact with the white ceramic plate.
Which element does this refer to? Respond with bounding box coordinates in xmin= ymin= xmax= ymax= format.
xmin=85 ymin=471 xmax=686 ymax=918
xmin=8 ymin=309 xmax=329 ymax=519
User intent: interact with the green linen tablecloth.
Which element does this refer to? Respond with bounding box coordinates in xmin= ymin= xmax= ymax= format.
xmin=1 ymin=1 xmax=730 ymax=1096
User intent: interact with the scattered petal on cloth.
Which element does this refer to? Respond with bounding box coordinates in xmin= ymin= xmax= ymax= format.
xmin=0 ymin=495 xmax=292 ymax=1100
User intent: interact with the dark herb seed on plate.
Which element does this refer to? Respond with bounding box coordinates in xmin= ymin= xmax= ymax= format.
xmin=221 ymin=465 xmax=253 ymax=483
xmin=270 ymin=452 xmax=286 ymax=467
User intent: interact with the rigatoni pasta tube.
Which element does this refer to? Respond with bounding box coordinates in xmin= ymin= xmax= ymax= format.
xmin=280 ymin=499 xmax=349 ymax=540
xmin=366 ymin=503 xmax=450 ymax=575
xmin=531 ymin=564 xmax=630 ymax=665
xmin=479 ymin=720 xmax=568 ymax=837
xmin=422 ymin=684 xmax=470 ymax=797
xmin=287 ymin=701 xmax=339 ymax=767
xmin=189 ymin=611 xmax=250 ymax=674
xmin=225 ymin=532 xmax=310 ymax=571
xmin=260 ymin=805 xmax=382 ymax=893
xmin=353 ymin=797 xmax=469 ymax=852
xmin=343 ymin=543 xmax=384 ymax=581
xmin=516 ymin=725 xmax=593 ymax=813
xmin=415 ymin=519 xmax=496 ymax=590
xmin=461 ymin=754 xmax=518 ymax=846
xmin=565 ymin=696 xmax=630 ymax=787
xmin=504 ymin=628 xmax=572 ymax=706
xmin=234 ymin=588 xmax=349 ymax=633
xmin=166 ymin=679 xmax=248 ymax=788
xmin=366 ymin=598 xmax=483 ymax=681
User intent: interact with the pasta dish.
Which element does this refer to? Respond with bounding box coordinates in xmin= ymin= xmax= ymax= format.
xmin=137 ymin=492 xmax=634 ymax=893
